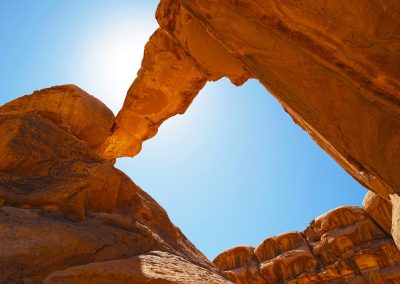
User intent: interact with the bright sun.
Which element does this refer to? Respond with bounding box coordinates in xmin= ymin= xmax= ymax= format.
xmin=78 ymin=17 xmax=157 ymax=114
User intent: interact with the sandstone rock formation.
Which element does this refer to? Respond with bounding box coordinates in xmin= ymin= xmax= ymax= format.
xmin=214 ymin=246 xmax=264 ymax=284
xmin=0 ymin=88 xmax=229 ymax=283
xmin=102 ymin=0 xmax=400 ymax=228
xmin=363 ymin=190 xmax=392 ymax=235
xmin=392 ymin=194 xmax=400 ymax=255
xmin=1 ymin=85 xmax=115 ymax=158
xmin=1 ymin=0 xmax=400 ymax=283
xmin=214 ymin=206 xmax=400 ymax=283
xmin=44 ymin=251 xmax=230 ymax=284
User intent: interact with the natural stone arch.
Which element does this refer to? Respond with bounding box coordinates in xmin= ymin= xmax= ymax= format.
xmin=0 ymin=1 xmax=400 ymax=282
xmin=102 ymin=0 xmax=400 ymax=202
xmin=99 ymin=0 xmax=400 ymax=253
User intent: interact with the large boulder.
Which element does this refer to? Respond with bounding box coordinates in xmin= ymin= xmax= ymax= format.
xmin=0 ymin=85 xmax=114 ymax=157
xmin=392 ymin=194 xmax=400 ymax=255
xmin=213 ymin=246 xmax=264 ymax=284
xmin=0 ymin=106 xmax=222 ymax=282
xmin=363 ymin=190 xmax=392 ymax=235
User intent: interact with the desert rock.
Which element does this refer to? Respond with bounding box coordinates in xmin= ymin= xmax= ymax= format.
xmin=1 ymin=0 xmax=400 ymax=282
xmin=0 ymin=85 xmax=114 ymax=157
xmin=214 ymin=206 xmax=400 ymax=283
xmin=0 ymin=91 xmax=223 ymax=283
xmin=363 ymin=190 xmax=392 ymax=235
xmin=103 ymin=0 xmax=400 ymax=204
xmin=44 ymin=251 xmax=231 ymax=284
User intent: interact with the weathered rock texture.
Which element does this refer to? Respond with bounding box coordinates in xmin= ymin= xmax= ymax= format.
xmin=363 ymin=190 xmax=392 ymax=235
xmin=104 ymin=0 xmax=400 ymax=204
xmin=214 ymin=206 xmax=400 ymax=283
xmin=392 ymin=194 xmax=400 ymax=254
xmin=1 ymin=0 xmax=400 ymax=283
xmin=1 ymin=85 xmax=115 ymax=158
xmin=44 ymin=251 xmax=230 ymax=284
xmin=100 ymin=0 xmax=400 ymax=257
xmin=0 ymin=88 xmax=229 ymax=283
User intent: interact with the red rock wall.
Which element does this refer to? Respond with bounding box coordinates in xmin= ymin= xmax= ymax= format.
xmin=214 ymin=205 xmax=400 ymax=283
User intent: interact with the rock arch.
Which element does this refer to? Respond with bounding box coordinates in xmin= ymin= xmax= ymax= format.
xmin=101 ymin=0 xmax=400 ymax=247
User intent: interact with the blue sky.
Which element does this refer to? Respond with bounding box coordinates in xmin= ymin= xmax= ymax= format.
xmin=0 ymin=1 xmax=367 ymax=259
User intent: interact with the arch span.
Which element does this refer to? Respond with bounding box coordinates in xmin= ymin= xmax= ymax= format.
xmin=100 ymin=0 xmax=400 ymax=248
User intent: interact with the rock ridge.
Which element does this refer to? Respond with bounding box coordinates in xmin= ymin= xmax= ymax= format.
xmin=0 ymin=88 xmax=229 ymax=283
xmin=214 ymin=205 xmax=400 ymax=283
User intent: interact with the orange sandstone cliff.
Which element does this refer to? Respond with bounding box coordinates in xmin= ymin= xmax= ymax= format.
xmin=214 ymin=204 xmax=400 ymax=283
xmin=0 ymin=0 xmax=400 ymax=283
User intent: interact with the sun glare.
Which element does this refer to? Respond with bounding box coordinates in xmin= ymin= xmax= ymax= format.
xmin=77 ymin=17 xmax=157 ymax=114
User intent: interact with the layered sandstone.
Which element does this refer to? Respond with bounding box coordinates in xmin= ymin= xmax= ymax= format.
xmin=214 ymin=206 xmax=400 ymax=283
xmin=0 ymin=88 xmax=228 ymax=283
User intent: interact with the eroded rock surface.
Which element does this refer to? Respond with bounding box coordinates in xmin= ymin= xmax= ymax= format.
xmin=44 ymin=251 xmax=230 ymax=284
xmin=392 ymin=194 xmax=400 ymax=254
xmin=104 ymin=0 xmax=400 ymax=205
xmin=363 ymin=190 xmax=392 ymax=235
xmin=100 ymin=0 xmax=400 ymax=255
xmin=1 ymin=0 xmax=399 ymax=282
xmin=214 ymin=206 xmax=400 ymax=283
xmin=213 ymin=246 xmax=264 ymax=284
xmin=0 ymin=89 xmax=227 ymax=283
xmin=1 ymin=85 xmax=114 ymax=157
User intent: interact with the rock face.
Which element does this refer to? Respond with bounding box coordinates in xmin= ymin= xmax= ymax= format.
xmin=100 ymin=0 xmax=400 ymax=255
xmin=214 ymin=206 xmax=400 ymax=283
xmin=104 ymin=0 xmax=400 ymax=203
xmin=1 ymin=85 xmax=115 ymax=158
xmin=392 ymin=194 xmax=400 ymax=254
xmin=1 ymin=0 xmax=399 ymax=283
xmin=0 ymin=88 xmax=228 ymax=283
xmin=214 ymin=246 xmax=264 ymax=284
xmin=363 ymin=190 xmax=392 ymax=235
xmin=44 ymin=251 xmax=230 ymax=284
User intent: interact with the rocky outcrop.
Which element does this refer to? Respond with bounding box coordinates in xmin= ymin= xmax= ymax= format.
xmin=0 ymin=89 xmax=228 ymax=283
xmin=1 ymin=85 xmax=114 ymax=158
xmin=99 ymin=0 xmax=400 ymax=254
xmin=44 ymin=251 xmax=230 ymax=284
xmin=255 ymin=232 xmax=317 ymax=283
xmin=363 ymin=190 xmax=392 ymax=235
xmin=213 ymin=246 xmax=264 ymax=283
xmin=392 ymin=194 xmax=400 ymax=254
xmin=214 ymin=206 xmax=400 ymax=283
xmin=1 ymin=0 xmax=399 ymax=282
xmin=103 ymin=0 xmax=400 ymax=205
